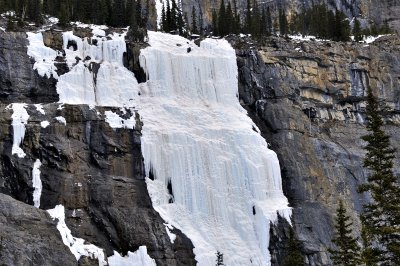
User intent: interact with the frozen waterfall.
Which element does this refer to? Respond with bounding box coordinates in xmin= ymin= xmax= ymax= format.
xmin=139 ymin=32 xmax=291 ymax=266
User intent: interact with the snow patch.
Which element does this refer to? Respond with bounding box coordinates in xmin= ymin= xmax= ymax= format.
xmin=139 ymin=31 xmax=291 ymax=266
xmin=55 ymin=116 xmax=66 ymax=125
xmin=9 ymin=103 xmax=29 ymax=158
xmin=104 ymin=110 xmax=135 ymax=129
xmin=41 ymin=121 xmax=50 ymax=128
xmin=0 ymin=27 xmax=5 ymax=32
xmin=34 ymin=104 xmax=45 ymax=114
xmin=47 ymin=205 xmax=107 ymax=265
xmin=32 ymin=159 xmax=42 ymax=208
xmin=26 ymin=32 xmax=59 ymax=79
xmin=164 ymin=223 xmax=176 ymax=244
xmin=108 ymin=246 xmax=156 ymax=266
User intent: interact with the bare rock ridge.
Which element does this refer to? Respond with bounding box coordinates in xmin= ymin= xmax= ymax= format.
xmin=232 ymin=35 xmax=400 ymax=265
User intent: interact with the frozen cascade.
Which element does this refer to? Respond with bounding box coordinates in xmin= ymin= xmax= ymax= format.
xmin=108 ymin=246 xmax=156 ymax=266
xmin=9 ymin=103 xmax=30 ymax=158
xmin=27 ymin=30 xmax=139 ymax=107
xmin=32 ymin=159 xmax=42 ymax=208
xmin=139 ymin=31 xmax=291 ymax=265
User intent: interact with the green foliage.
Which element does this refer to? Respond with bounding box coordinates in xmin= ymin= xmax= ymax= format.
xmin=191 ymin=6 xmax=197 ymax=34
xmin=289 ymin=4 xmax=350 ymax=41
xmin=353 ymin=17 xmax=362 ymax=42
xmin=358 ymin=86 xmax=400 ymax=265
xmin=283 ymin=227 xmax=304 ymax=266
xmin=278 ymin=9 xmax=288 ymax=36
xmin=329 ymin=200 xmax=361 ymax=266
xmin=160 ymin=0 xmax=185 ymax=35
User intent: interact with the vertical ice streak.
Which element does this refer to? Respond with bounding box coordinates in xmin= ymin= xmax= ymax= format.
xmin=32 ymin=159 xmax=42 ymax=208
xmin=139 ymin=32 xmax=291 ymax=266
xmin=9 ymin=103 xmax=29 ymax=158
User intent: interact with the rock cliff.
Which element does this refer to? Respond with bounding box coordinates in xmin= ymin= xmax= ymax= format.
xmin=1 ymin=16 xmax=400 ymax=266
xmin=232 ymin=34 xmax=400 ymax=265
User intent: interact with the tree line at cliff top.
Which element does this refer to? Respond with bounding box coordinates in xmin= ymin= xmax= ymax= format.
xmin=1 ymin=0 xmax=392 ymax=41
xmin=0 ymin=0 xmax=150 ymax=29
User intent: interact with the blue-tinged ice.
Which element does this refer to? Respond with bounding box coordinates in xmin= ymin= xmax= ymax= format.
xmin=138 ymin=31 xmax=291 ymax=266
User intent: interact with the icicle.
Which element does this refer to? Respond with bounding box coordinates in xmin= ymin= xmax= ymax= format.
xmin=32 ymin=159 xmax=42 ymax=208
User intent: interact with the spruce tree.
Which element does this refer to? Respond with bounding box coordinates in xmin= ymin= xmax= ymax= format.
xmin=358 ymin=86 xmax=400 ymax=265
xmin=191 ymin=6 xmax=198 ymax=34
xmin=329 ymin=200 xmax=361 ymax=266
xmin=245 ymin=0 xmax=252 ymax=34
xmin=283 ymin=227 xmax=304 ymax=266
xmin=353 ymin=17 xmax=362 ymax=42
xmin=217 ymin=0 xmax=226 ymax=36
xmin=212 ymin=9 xmax=218 ymax=35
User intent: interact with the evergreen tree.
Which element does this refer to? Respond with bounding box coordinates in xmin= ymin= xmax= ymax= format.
xmin=329 ymin=200 xmax=361 ymax=266
xmin=212 ymin=9 xmax=218 ymax=35
xmin=191 ymin=6 xmax=198 ymax=34
xmin=161 ymin=2 xmax=166 ymax=31
xmin=353 ymin=17 xmax=362 ymax=42
xmin=279 ymin=8 xmax=288 ymax=36
xmin=283 ymin=227 xmax=304 ymax=266
xmin=358 ymin=86 xmax=400 ymax=265
xmin=217 ymin=0 xmax=226 ymax=36
xmin=245 ymin=0 xmax=252 ymax=34
xmin=216 ymin=251 xmax=224 ymax=266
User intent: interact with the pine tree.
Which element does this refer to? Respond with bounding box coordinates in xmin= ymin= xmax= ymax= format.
xmin=279 ymin=8 xmax=288 ymax=36
xmin=358 ymin=86 xmax=400 ymax=265
xmin=283 ymin=227 xmax=304 ymax=266
xmin=161 ymin=2 xmax=166 ymax=31
xmin=245 ymin=0 xmax=252 ymax=34
xmin=191 ymin=6 xmax=198 ymax=34
xmin=217 ymin=0 xmax=226 ymax=36
xmin=353 ymin=17 xmax=362 ymax=42
xmin=212 ymin=9 xmax=218 ymax=35
xmin=216 ymin=251 xmax=224 ymax=266
xmin=329 ymin=200 xmax=361 ymax=266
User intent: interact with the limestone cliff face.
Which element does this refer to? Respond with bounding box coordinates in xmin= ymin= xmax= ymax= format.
xmin=232 ymin=35 xmax=400 ymax=265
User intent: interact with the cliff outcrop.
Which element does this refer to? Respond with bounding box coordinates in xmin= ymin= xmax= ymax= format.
xmin=233 ymin=34 xmax=400 ymax=265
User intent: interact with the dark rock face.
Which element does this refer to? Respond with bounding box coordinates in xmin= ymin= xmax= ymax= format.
xmin=234 ymin=35 xmax=400 ymax=265
xmin=0 ymin=193 xmax=76 ymax=266
xmin=0 ymin=28 xmax=196 ymax=265
xmin=0 ymin=31 xmax=59 ymax=103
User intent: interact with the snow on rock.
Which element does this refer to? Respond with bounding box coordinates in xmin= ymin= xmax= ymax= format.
xmin=364 ymin=35 xmax=386 ymax=44
xmin=164 ymin=223 xmax=176 ymax=244
xmin=104 ymin=110 xmax=135 ymax=129
xmin=0 ymin=27 xmax=5 ymax=32
xmin=26 ymin=32 xmax=59 ymax=79
xmin=41 ymin=121 xmax=50 ymax=128
xmin=139 ymin=31 xmax=291 ymax=266
xmin=108 ymin=246 xmax=156 ymax=266
xmin=32 ymin=159 xmax=42 ymax=208
xmin=34 ymin=104 xmax=45 ymax=114
xmin=55 ymin=116 xmax=66 ymax=125
xmin=47 ymin=205 xmax=107 ymax=266
xmin=9 ymin=103 xmax=29 ymax=158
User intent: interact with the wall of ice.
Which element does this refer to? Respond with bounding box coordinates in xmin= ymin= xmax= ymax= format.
xmin=8 ymin=103 xmax=29 ymax=158
xmin=139 ymin=31 xmax=291 ymax=266
xmin=27 ymin=28 xmax=139 ymax=107
xmin=32 ymin=159 xmax=42 ymax=208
